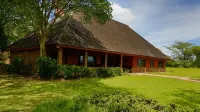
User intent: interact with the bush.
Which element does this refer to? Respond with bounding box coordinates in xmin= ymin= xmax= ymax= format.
xmin=37 ymin=57 xmax=58 ymax=79
xmin=0 ymin=52 xmax=9 ymax=61
xmin=36 ymin=57 xmax=122 ymax=80
xmin=96 ymin=67 xmax=122 ymax=78
xmin=33 ymin=98 xmax=90 ymax=112
xmin=58 ymin=65 xmax=121 ymax=79
xmin=194 ymin=57 xmax=200 ymax=68
xmin=0 ymin=62 xmax=6 ymax=73
xmin=167 ymin=60 xmax=194 ymax=68
xmin=6 ymin=57 xmax=26 ymax=74
xmin=58 ymin=65 xmax=97 ymax=79
xmin=80 ymin=67 xmax=97 ymax=78
xmin=33 ymin=91 xmax=197 ymax=112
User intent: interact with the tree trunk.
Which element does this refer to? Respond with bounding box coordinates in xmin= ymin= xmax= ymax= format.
xmin=39 ymin=35 xmax=47 ymax=57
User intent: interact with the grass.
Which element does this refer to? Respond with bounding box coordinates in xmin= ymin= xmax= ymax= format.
xmin=1 ymin=70 xmax=200 ymax=111
xmin=101 ymin=75 xmax=200 ymax=108
xmin=153 ymin=67 xmax=200 ymax=79
xmin=0 ymin=74 xmax=114 ymax=111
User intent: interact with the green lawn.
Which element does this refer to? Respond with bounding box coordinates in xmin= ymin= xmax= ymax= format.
xmin=1 ymin=72 xmax=200 ymax=111
xmin=154 ymin=68 xmax=200 ymax=79
xmin=101 ymin=75 xmax=200 ymax=108
xmin=0 ymin=74 xmax=113 ymax=111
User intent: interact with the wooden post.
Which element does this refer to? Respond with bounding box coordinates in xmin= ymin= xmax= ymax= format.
xmin=105 ymin=53 xmax=108 ymax=68
xmin=84 ymin=51 xmax=88 ymax=67
xmin=57 ymin=47 xmax=63 ymax=65
xmin=163 ymin=60 xmax=166 ymax=72
xmin=120 ymin=55 xmax=123 ymax=69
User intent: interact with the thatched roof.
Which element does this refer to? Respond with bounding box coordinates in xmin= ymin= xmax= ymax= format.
xmin=10 ymin=14 xmax=169 ymax=59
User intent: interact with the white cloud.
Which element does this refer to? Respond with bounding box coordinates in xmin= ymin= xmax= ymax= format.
xmin=143 ymin=4 xmax=200 ymax=55
xmin=111 ymin=3 xmax=135 ymax=25
xmin=110 ymin=0 xmax=200 ymax=56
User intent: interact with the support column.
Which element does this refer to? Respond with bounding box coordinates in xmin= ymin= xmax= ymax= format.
xmin=105 ymin=53 xmax=108 ymax=68
xmin=57 ymin=47 xmax=63 ymax=65
xmin=154 ymin=60 xmax=158 ymax=68
xmin=84 ymin=51 xmax=88 ymax=67
xmin=120 ymin=55 xmax=123 ymax=68
xmin=131 ymin=56 xmax=138 ymax=73
xmin=163 ymin=60 xmax=166 ymax=68
xmin=145 ymin=59 xmax=150 ymax=72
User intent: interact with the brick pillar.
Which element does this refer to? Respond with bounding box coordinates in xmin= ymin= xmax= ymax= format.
xmin=120 ymin=55 xmax=123 ymax=68
xmin=57 ymin=47 xmax=63 ymax=65
xmin=84 ymin=51 xmax=88 ymax=67
xmin=154 ymin=60 xmax=158 ymax=68
xmin=105 ymin=53 xmax=108 ymax=68
xmin=163 ymin=60 xmax=166 ymax=72
xmin=131 ymin=56 xmax=138 ymax=72
xmin=145 ymin=59 xmax=150 ymax=72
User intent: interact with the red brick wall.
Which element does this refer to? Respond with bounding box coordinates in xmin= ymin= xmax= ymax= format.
xmin=154 ymin=60 xmax=158 ymax=68
xmin=145 ymin=59 xmax=150 ymax=68
xmin=130 ymin=56 xmax=166 ymax=73
xmin=68 ymin=55 xmax=78 ymax=65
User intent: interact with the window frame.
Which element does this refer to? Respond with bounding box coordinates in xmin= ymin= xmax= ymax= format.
xmin=137 ymin=58 xmax=145 ymax=67
xmin=150 ymin=60 xmax=154 ymax=68
xmin=79 ymin=55 xmax=96 ymax=67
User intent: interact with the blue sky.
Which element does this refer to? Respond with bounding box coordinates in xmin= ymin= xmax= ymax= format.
xmin=108 ymin=0 xmax=200 ymax=55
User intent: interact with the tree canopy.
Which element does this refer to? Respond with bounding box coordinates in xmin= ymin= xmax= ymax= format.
xmin=166 ymin=41 xmax=194 ymax=61
xmin=3 ymin=0 xmax=113 ymax=56
xmin=166 ymin=41 xmax=200 ymax=68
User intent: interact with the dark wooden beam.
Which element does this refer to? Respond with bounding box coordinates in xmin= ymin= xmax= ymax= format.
xmin=57 ymin=47 xmax=63 ymax=65
xmin=120 ymin=55 xmax=123 ymax=68
xmin=57 ymin=44 xmax=170 ymax=61
xmin=105 ymin=53 xmax=108 ymax=68
xmin=84 ymin=50 xmax=88 ymax=67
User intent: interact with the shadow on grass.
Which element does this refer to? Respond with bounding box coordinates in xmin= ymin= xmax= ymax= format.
xmin=171 ymin=89 xmax=200 ymax=109
xmin=0 ymin=74 xmax=116 ymax=111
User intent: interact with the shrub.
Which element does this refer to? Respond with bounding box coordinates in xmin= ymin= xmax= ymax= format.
xmin=166 ymin=60 xmax=194 ymax=68
xmin=0 ymin=52 xmax=9 ymax=61
xmin=6 ymin=57 xmax=26 ymax=74
xmin=0 ymin=62 xmax=6 ymax=73
xmin=0 ymin=61 xmax=4 ymax=64
xmin=58 ymin=65 xmax=97 ymax=79
xmin=194 ymin=57 xmax=200 ymax=68
xmin=36 ymin=57 xmax=58 ymax=79
xmin=123 ymin=68 xmax=131 ymax=73
xmin=33 ymin=98 xmax=90 ymax=112
xmin=34 ymin=90 xmax=197 ymax=112
xmin=96 ymin=67 xmax=122 ymax=78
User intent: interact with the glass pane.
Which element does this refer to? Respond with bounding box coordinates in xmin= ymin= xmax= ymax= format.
xmin=138 ymin=59 xmax=145 ymax=67
xmin=80 ymin=56 xmax=83 ymax=64
xmin=88 ymin=56 xmax=95 ymax=67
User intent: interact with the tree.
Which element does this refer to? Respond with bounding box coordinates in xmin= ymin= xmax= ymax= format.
xmin=192 ymin=46 xmax=200 ymax=68
xmin=166 ymin=41 xmax=194 ymax=61
xmin=7 ymin=0 xmax=112 ymax=57
xmin=0 ymin=0 xmax=11 ymax=51
xmin=0 ymin=26 xmax=8 ymax=52
xmin=0 ymin=0 xmax=29 ymax=51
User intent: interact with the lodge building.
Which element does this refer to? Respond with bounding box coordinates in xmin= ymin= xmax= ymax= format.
xmin=7 ymin=14 xmax=170 ymax=72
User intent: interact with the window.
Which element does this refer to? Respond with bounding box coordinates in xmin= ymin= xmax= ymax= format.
xmin=79 ymin=56 xmax=96 ymax=67
xmin=88 ymin=56 xmax=96 ymax=67
xmin=138 ymin=59 xmax=145 ymax=67
xmin=158 ymin=61 xmax=163 ymax=68
xmin=150 ymin=60 xmax=154 ymax=68
xmin=79 ymin=56 xmax=84 ymax=65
